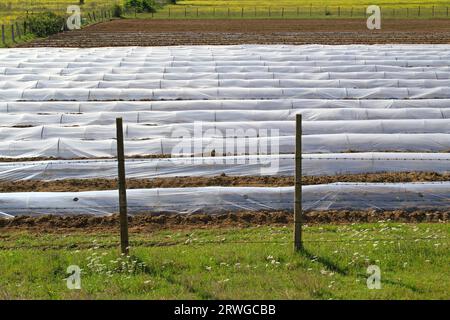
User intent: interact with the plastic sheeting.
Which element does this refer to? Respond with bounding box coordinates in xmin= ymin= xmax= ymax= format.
xmin=4 ymin=79 xmax=450 ymax=90
xmin=5 ymin=45 xmax=450 ymax=102
xmin=0 ymin=153 xmax=448 ymax=181
xmin=3 ymin=87 xmax=450 ymax=101
xmin=1 ymin=134 xmax=450 ymax=158
xmin=0 ymin=45 xmax=449 ymax=194
xmin=2 ymin=99 xmax=450 ymax=114
xmin=1 ymin=109 xmax=449 ymax=127
xmin=1 ymin=120 xmax=450 ymax=141
xmin=0 ymin=182 xmax=448 ymax=217
xmin=3 ymin=71 xmax=450 ymax=82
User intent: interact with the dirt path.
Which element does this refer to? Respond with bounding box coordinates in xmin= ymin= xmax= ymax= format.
xmin=20 ymin=19 xmax=450 ymax=47
xmin=0 ymin=172 xmax=449 ymax=192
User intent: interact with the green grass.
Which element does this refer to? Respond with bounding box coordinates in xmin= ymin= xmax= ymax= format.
xmin=0 ymin=1 xmax=120 ymax=24
xmin=175 ymin=0 xmax=449 ymax=5
xmin=0 ymin=7 xmax=113 ymax=48
xmin=0 ymin=222 xmax=448 ymax=299
xmin=0 ymin=28 xmax=36 ymax=48
xmin=145 ymin=0 xmax=450 ymax=19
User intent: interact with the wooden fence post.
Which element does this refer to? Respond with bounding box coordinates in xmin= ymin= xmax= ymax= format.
xmin=11 ymin=24 xmax=15 ymax=42
xmin=116 ymin=118 xmax=129 ymax=256
xmin=15 ymin=22 xmax=20 ymax=38
xmin=294 ymin=114 xmax=303 ymax=252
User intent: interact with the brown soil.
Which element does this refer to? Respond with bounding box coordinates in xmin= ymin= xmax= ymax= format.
xmin=0 ymin=172 xmax=449 ymax=192
xmin=0 ymin=210 xmax=447 ymax=233
xmin=0 ymin=155 xmax=171 ymax=163
xmin=20 ymin=19 xmax=450 ymax=47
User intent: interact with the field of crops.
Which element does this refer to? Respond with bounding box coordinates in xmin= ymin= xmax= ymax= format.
xmin=0 ymin=9 xmax=449 ymax=300
xmin=176 ymin=0 xmax=448 ymax=5
xmin=152 ymin=0 xmax=450 ymax=19
xmin=0 ymin=44 xmax=449 ymax=217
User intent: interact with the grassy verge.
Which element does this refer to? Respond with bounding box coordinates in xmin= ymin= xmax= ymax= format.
xmin=0 ymin=222 xmax=448 ymax=299
xmin=143 ymin=0 xmax=450 ymax=20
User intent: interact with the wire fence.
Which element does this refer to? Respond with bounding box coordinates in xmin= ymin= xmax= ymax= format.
xmin=1 ymin=4 xmax=450 ymax=45
xmin=150 ymin=5 xmax=450 ymax=19
xmin=0 ymin=4 xmax=116 ymax=47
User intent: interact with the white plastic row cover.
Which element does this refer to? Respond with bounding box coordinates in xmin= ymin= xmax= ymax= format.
xmin=4 ymin=50 xmax=450 ymax=57
xmin=1 ymin=99 xmax=450 ymax=114
xmin=1 ymin=109 xmax=449 ymax=127
xmin=0 ymin=153 xmax=448 ymax=181
xmin=4 ymin=79 xmax=450 ymax=90
xmin=2 ymin=72 xmax=450 ymax=82
xmin=2 ymin=66 xmax=450 ymax=76
xmin=1 ymin=134 xmax=450 ymax=158
xmin=1 ymin=44 xmax=448 ymax=52
xmin=4 ymin=60 xmax=450 ymax=68
xmin=4 ymin=54 xmax=450 ymax=64
xmin=3 ymin=88 xmax=450 ymax=101
xmin=9 ymin=56 xmax=450 ymax=63
xmin=1 ymin=183 xmax=448 ymax=217
xmin=5 ymin=53 xmax=450 ymax=61
xmin=1 ymin=120 xmax=450 ymax=141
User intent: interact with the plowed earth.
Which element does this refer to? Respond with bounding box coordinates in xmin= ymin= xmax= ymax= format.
xmin=1 ymin=172 xmax=449 ymax=192
xmin=20 ymin=19 xmax=450 ymax=47
xmin=0 ymin=210 xmax=447 ymax=233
